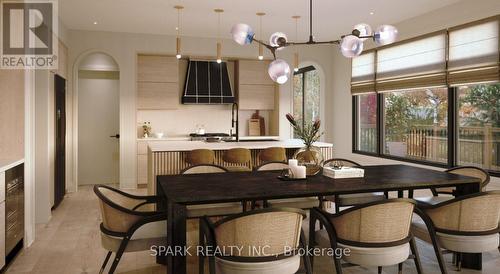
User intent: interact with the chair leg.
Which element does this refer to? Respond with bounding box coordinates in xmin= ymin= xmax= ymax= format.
xmin=408 ymin=189 xmax=414 ymax=198
xmin=300 ymin=229 xmax=313 ymax=274
xmin=99 ymin=251 xmax=112 ymax=274
xmin=108 ymin=236 xmax=130 ymax=274
xmin=409 ymin=237 xmax=423 ymax=274
xmin=378 ymin=266 xmax=382 ymax=274
xmin=398 ymin=263 xmax=403 ymax=274
xmin=199 ymin=227 xmax=205 ymax=274
xmin=456 ymin=252 xmax=462 ymax=272
xmin=429 ymin=234 xmax=448 ymax=274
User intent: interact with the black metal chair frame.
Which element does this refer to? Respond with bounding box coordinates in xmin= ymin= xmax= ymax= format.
xmin=198 ymin=207 xmax=313 ymax=274
xmin=94 ymin=184 xmax=167 ymax=274
xmin=323 ymin=158 xmax=388 ymax=212
xmin=414 ymin=191 xmax=500 ymax=273
xmin=309 ymin=199 xmax=422 ymax=274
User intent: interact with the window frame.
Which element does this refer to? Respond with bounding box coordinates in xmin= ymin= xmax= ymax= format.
xmin=352 ymin=86 xmax=500 ymax=177
xmin=293 ymin=65 xmax=318 ymax=129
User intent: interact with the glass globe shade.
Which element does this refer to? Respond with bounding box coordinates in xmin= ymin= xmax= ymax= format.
xmin=216 ymin=59 xmax=222 ymax=64
xmin=374 ymin=25 xmax=398 ymax=46
xmin=176 ymin=54 xmax=182 ymax=59
xmin=269 ymin=32 xmax=288 ymax=48
xmin=268 ymin=59 xmax=291 ymax=84
xmin=353 ymin=23 xmax=373 ymax=41
xmin=230 ymin=24 xmax=255 ymax=45
xmin=340 ymin=35 xmax=364 ymax=58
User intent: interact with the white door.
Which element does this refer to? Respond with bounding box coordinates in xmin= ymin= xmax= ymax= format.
xmin=78 ymin=70 xmax=120 ymax=185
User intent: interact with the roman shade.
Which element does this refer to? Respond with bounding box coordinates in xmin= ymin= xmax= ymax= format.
xmin=376 ymin=31 xmax=447 ymax=92
xmin=448 ymin=17 xmax=500 ymax=86
xmin=350 ymin=15 xmax=500 ymax=94
xmin=351 ymin=51 xmax=375 ymax=94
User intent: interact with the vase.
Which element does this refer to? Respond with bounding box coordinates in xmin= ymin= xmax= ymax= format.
xmin=293 ymin=145 xmax=324 ymax=176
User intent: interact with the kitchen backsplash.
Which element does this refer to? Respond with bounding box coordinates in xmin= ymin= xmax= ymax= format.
xmin=137 ymin=106 xmax=271 ymax=138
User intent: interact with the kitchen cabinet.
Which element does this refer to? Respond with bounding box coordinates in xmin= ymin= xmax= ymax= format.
xmin=237 ymin=60 xmax=276 ymax=110
xmin=137 ymin=82 xmax=179 ymax=110
xmin=137 ymin=142 xmax=149 ymax=185
xmin=136 ymin=55 xmax=179 ymax=110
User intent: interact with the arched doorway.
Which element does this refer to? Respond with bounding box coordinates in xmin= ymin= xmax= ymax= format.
xmin=76 ymin=52 xmax=120 ymax=186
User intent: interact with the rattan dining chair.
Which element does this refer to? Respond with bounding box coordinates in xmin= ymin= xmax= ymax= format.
xmin=310 ymin=199 xmax=422 ymax=274
xmin=223 ymin=148 xmax=253 ymax=172
xmin=411 ymin=191 xmax=500 ymax=272
xmin=181 ymin=164 xmax=244 ymax=217
xmin=255 ymin=161 xmax=320 ymax=209
xmin=323 ymin=158 xmax=387 ymax=212
xmin=258 ymin=147 xmax=287 ymax=163
xmin=413 ymin=166 xmax=490 ymax=205
xmin=199 ymin=207 xmax=312 ymax=274
xmin=94 ymin=185 xmax=167 ymax=274
xmin=186 ymin=149 xmax=216 ymax=165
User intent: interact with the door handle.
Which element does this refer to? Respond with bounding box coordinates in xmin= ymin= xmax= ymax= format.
xmin=110 ymin=134 xmax=120 ymax=139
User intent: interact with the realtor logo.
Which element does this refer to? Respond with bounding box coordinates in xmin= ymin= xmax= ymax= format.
xmin=1 ymin=0 xmax=58 ymax=69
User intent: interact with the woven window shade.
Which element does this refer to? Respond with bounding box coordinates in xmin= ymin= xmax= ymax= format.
xmin=351 ymin=51 xmax=375 ymax=94
xmin=376 ymin=32 xmax=447 ymax=92
xmin=448 ymin=17 xmax=499 ymax=86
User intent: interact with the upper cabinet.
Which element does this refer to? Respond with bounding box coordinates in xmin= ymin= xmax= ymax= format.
xmin=237 ymin=60 xmax=276 ymax=110
xmin=137 ymin=55 xmax=179 ymax=110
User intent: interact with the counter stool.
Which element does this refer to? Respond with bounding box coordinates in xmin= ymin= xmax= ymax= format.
xmin=186 ymin=149 xmax=216 ymax=165
xmin=258 ymin=147 xmax=287 ymax=163
xmin=223 ymin=148 xmax=252 ymax=172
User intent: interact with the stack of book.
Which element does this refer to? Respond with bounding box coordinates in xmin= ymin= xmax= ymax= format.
xmin=323 ymin=166 xmax=365 ymax=179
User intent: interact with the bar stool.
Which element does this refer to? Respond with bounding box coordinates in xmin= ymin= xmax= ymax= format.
xmin=186 ymin=149 xmax=215 ymax=165
xmin=258 ymin=147 xmax=287 ymax=163
xmin=223 ymin=148 xmax=252 ymax=172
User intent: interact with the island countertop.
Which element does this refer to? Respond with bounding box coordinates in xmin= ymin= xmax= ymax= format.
xmin=148 ymin=139 xmax=333 ymax=152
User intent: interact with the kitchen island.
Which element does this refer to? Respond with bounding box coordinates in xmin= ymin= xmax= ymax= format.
xmin=146 ymin=139 xmax=333 ymax=194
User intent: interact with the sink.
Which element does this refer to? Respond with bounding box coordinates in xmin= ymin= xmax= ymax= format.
xmin=223 ymin=139 xmax=279 ymax=142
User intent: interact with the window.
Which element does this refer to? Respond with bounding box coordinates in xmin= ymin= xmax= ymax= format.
xmin=457 ymin=83 xmax=500 ymax=172
xmin=293 ymin=66 xmax=320 ymax=136
xmin=355 ymin=93 xmax=377 ymax=153
xmin=383 ymin=88 xmax=448 ymax=163
xmin=351 ymin=16 xmax=500 ymax=175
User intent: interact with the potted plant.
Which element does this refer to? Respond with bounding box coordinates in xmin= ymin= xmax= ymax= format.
xmin=286 ymin=113 xmax=324 ymax=176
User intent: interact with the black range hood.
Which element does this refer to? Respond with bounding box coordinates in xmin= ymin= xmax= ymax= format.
xmin=182 ymin=60 xmax=235 ymax=104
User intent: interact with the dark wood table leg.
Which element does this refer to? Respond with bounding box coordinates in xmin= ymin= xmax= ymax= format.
xmin=455 ymin=182 xmax=482 ymax=270
xmin=167 ymin=201 xmax=187 ymax=274
xmin=156 ymin=187 xmax=167 ymax=265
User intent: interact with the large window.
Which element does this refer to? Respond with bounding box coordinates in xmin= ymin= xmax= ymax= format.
xmin=293 ymin=66 xmax=320 ymax=135
xmin=352 ymin=16 xmax=499 ymax=174
xmin=457 ymin=83 xmax=500 ymax=171
xmin=356 ymin=93 xmax=377 ymax=153
xmin=383 ymin=88 xmax=448 ymax=163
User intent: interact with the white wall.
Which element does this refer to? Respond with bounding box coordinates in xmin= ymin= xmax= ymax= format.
xmin=329 ymin=0 xmax=500 ymax=184
xmin=66 ymin=31 xmax=335 ymax=189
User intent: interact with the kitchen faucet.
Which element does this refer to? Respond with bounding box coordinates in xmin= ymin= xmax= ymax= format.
xmin=231 ymin=102 xmax=239 ymax=142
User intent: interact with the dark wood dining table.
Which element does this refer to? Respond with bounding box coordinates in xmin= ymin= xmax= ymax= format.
xmin=156 ymin=164 xmax=482 ymax=274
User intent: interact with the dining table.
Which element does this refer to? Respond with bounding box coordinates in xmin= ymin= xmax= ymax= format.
xmin=156 ymin=164 xmax=482 ymax=274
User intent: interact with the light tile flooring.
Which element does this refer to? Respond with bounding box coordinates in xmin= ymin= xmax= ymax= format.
xmin=5 ymin=184 xmax=500 ymax=274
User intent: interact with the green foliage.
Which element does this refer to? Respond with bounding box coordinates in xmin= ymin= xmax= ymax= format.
xmin=459 ymin=84 xmax=500 ymax=127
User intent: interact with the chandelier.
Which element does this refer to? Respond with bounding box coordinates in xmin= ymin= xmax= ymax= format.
xmin=230 ymin=0 xmax=399 ymax=84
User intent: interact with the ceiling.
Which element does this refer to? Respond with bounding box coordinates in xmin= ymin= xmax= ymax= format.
xmin=59 ymin=0 xmax=462 ymax=41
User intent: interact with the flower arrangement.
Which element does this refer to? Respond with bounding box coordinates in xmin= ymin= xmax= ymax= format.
xmin=286 ymin=113 xmax=323 ymax=148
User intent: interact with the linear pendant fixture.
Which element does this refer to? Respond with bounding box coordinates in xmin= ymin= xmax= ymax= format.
xmin=256 ymin=12 xmax=266 ymax=60
xmin=174 ymin=5 xmax=184 ymax=59
xmin=214 ymin=8 xmax=224 ymax=63
xmin=230 ymin=0 xmax=399 ymax=84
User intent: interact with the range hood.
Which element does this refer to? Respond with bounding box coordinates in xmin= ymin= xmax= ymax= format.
xmin=182 ymin=60 xmax=235 ymax=104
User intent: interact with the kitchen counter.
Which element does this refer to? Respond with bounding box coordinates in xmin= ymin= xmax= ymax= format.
xmin=0 ymin=158 xmax=24 ymax=173
xmin=137 ymin=135 xmax=281 ymax=142
xmin=148 ymin=139 xmax=333 ymax=152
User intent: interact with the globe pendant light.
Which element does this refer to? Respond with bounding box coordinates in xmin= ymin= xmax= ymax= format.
xmin=214 ymin=9 xmax=224 ymax=63
xmin=340 ymin=35 xmax=364 ymax=58
xmin=268 ymin=59 xmax=291 ymax=84
xmin=174 ymin=5 xmax=184 ymax=59
xmin=230 ymin=0 xmax=399 ymax=83
xmin=374 ymin=25 xmax=399 ymax=46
